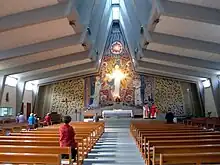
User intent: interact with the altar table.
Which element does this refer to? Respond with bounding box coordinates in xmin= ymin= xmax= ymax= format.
xmin=102 ymin=109 xmax=133 ymax=118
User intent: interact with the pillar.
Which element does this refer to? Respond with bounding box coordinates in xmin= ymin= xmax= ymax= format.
xmin=210 ymin=76 xmax=220 ymax=116
xmin=16 ymin=80 xmax=26 ymax=114
xmin=0 ymin=75 xmax=6 ymax=105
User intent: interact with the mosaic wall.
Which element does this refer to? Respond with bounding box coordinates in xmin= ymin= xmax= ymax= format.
xmin=50 ymin=78 xmax=84 ymax=115
xmin=143 ymin=76 xmax=185 ymax=116
xmin=89 ymin=22 xmax=140 ymax=107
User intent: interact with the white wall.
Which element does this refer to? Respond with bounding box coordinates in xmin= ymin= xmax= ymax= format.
xmin=204 ymin=87 xmax=218 ymax=117
xmin=1 ymin=85 xmax=33 ymax=118
xmin=1 ymin=85 xmax=16 ymax=116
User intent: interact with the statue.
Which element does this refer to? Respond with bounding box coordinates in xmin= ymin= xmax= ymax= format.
xmin=106 ymin=65 xmax=127 ymax=99
xmin=90 ymin=76 xmax=101 ymax=108
xmin=133 ymin=78 xmax=142 ymax=106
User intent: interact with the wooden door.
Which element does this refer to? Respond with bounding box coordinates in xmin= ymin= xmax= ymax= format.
xmin=27 ymin=103 xmax=31 ymax=120
xmin=20 ymin=102 xmax=24 ymax=113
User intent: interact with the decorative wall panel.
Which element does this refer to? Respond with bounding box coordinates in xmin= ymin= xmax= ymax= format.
xmin=154 ymin=78 xmax=184 ymax=116
xmin=50 ymin=78 xmax=84 ymax=115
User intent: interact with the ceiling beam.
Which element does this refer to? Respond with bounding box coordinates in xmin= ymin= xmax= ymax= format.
xmin=0 ymin=2 xmax=71 ymax=32
xmin=159 ymin=0 xmax=220 ymax=25
xmin=38 ymin=70 xmax=98 ymax=86
xmin=21 ymin=62 xmax=97 ymax=82
xmin=136 ymin=67 xmax=199 ymax=83
xmin=141 ymin=49 xmax=220 ymax=71
xmin=0 ymin=33 xmax=84 ymax=60
xmin=137 ymin=61 xmax=212 ymax=78
xmin=0 ymin=51 xmax=91 ymax=76
xmin=146 ymin=32 xmax=220 ymax=55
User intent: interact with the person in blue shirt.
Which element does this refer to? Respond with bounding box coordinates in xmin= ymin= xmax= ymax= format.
xmin=28 ymin=113 xmax=35 ymax=130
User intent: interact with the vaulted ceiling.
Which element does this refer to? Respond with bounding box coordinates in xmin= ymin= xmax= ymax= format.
xmin=0 ymin=0 xmax=220 ymax=86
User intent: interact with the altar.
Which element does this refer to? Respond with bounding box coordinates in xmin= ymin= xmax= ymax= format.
xmin=102 ymin=109 xmax=133 ymax=118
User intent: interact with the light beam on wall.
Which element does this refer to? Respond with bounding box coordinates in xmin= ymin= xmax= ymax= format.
xmin=202 ymin=79 xmax=211 ymax=88
xmin=25 ymin=80 xmax=39 ymax=91
xmin=5 ymin=76 xmax=18 ymax=87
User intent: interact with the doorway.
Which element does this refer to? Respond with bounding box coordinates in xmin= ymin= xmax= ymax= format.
xmin=27 ymin=102 xmax=31 ymax=120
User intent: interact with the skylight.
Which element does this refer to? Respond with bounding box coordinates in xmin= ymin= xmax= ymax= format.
xmin=112 ymin=6 xmax=120 ymax=20
xmin=112 ymin=0 xmax=120 ymax=5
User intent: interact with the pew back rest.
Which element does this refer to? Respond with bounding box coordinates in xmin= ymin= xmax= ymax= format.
xmin=0 ymin=145 xmax=71 ymax=155
xmin=0 ymin=153 xmax=61 ymax=165
xmin=160 ymin=152 xmax=220 ymax=165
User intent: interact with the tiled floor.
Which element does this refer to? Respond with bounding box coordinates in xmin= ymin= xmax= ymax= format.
xmin=83 ymin=118 xmax=145 ymax=165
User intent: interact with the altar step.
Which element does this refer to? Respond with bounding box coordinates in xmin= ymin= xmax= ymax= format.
xmin=83 ymin=119 xmax=145 ymax=165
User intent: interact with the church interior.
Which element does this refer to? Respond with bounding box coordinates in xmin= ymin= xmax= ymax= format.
xmin=0 ymin=0 xmax=220 ymax=164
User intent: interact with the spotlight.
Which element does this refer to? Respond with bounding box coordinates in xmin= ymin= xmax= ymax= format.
xmin=82 ymin=43 xmax=87 ymax=47
xmin=144 ymin=41 xmax=149 ymax=46
xmin=153 ymin=18 xmax=160 ymax=24
xmin=87 ymin=27 xmax=91 ymax=35
xmin=140 ymin=26 xmax=144 ymax=34
xmin=134 ymin=48 xmax=138 ymax=54
xmin=69 ymin=20 xmax=76 ymax=26
xmin=95 ymin=50 xmax=99 ymax=55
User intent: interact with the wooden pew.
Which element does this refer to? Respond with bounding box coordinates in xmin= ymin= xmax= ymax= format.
xmin=130 ymin=120 xmax=220 ymax=165
xmin=0 ymin=145 xmax=71 ymax=164
xmin=0 ymin=139 xmax=82 ymax=164
xmin=159 ymin=152 xmax=220 ymax=165
xmin=0 ymin=153 xmax=61 ymax=165
xmin=144 ymin=134 xmax=220 ymax=161
xmin=148 ymin=139 xmax=220 ymax=165
xmin=138 ymin=130 xmax=218 ymax=151
xmin=153 ymin=144 xmax=220 ymax=165
xmin=0 ymin=121 xmax=104 ymax=165
xmin=0 ymin=134 xmax=90 ymax=158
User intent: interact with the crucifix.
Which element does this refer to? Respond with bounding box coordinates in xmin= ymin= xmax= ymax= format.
xmin=62 ymin=98 xmax=71 ymax=115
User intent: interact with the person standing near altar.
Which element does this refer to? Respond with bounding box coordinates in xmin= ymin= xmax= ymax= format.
xmin=143 ymin=102 xmax=150 ymax=119
xmin=150 ymin=103 xmax=159 ymax=119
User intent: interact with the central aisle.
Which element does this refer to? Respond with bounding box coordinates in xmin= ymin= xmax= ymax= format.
xmin=83 ymin=118 xmax=145 ymax=165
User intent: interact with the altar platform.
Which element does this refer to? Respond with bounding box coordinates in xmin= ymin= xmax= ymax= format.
xmin=83 ymin=105 xmax=142 ymax=118
xmin=102 ymin=109 xmax=133 ymax=118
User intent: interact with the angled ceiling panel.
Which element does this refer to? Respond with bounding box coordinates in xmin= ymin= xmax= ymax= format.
xmin=0 ymin=18 xmax=75 ymax=51
xmin=0 ymin=0 xmax=58 ymax=17
xmin=13 ymin=58 xmax=91 ymax=78
xmin=169 ymin=0 xmax=220 ymax=9
xmin=147 ymin=43 xmax=220 ymax=62
xmin=0 ymin=44 xmax=84 ymax=70
xmin=155 ymin=16 xmax=220 ymax=44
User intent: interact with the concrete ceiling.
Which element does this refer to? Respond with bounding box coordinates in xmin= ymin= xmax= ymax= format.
xmin=137 ymin=0 xmax=220 ymax=79
xmin=0 ymin=0 xmax=113 ymax=86
xmin=0 ymin=0 xmax=219 ymax=86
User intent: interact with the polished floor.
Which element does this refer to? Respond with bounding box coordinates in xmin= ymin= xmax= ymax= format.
xmin=83 ymin=118 xmax=145 ymax=165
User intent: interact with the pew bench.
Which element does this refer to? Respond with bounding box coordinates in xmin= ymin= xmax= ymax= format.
xmin=147 ymin=139 xmax=220 ymax=165
xmin=153 ymin=144 xmax=220 ymax=165
xmin=138 ymin=131 xmax=218 ymax=151
xmin=159 ymin=152 xmax=220 ymax=165
xmin=0 ymin=145 xmax=72 ymax=164
xmin=0 ymin=152 xmax=61 ymax=165
xmin=139 ymin=131 xmax=219 ymax=152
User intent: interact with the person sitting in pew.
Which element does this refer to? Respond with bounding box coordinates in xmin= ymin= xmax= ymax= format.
xmin=165 ymin=109 xmax=175 ymax=124
xmin=28 ymin=113 xmax=35 ymax=130
xmin=16 ymin=112 xmax=25 ymax=123
xmin=93 ymin=113 xmax=100 ymax=122
xmin=59 ymin=115 xmax=77 ymax=162
xmin=44 ymin=113 xmax=52 ymax=126
xmin=34 ymin=114 xmax=39 ymax=129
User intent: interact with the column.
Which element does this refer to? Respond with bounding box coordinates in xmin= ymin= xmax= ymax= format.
xmin=0 ymin=76 xmax=6 ymax=105
xmin=210 ymin=76 xmax=220 ymax=116
xmin=16 ymin=80 xmax=26 ymax=114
